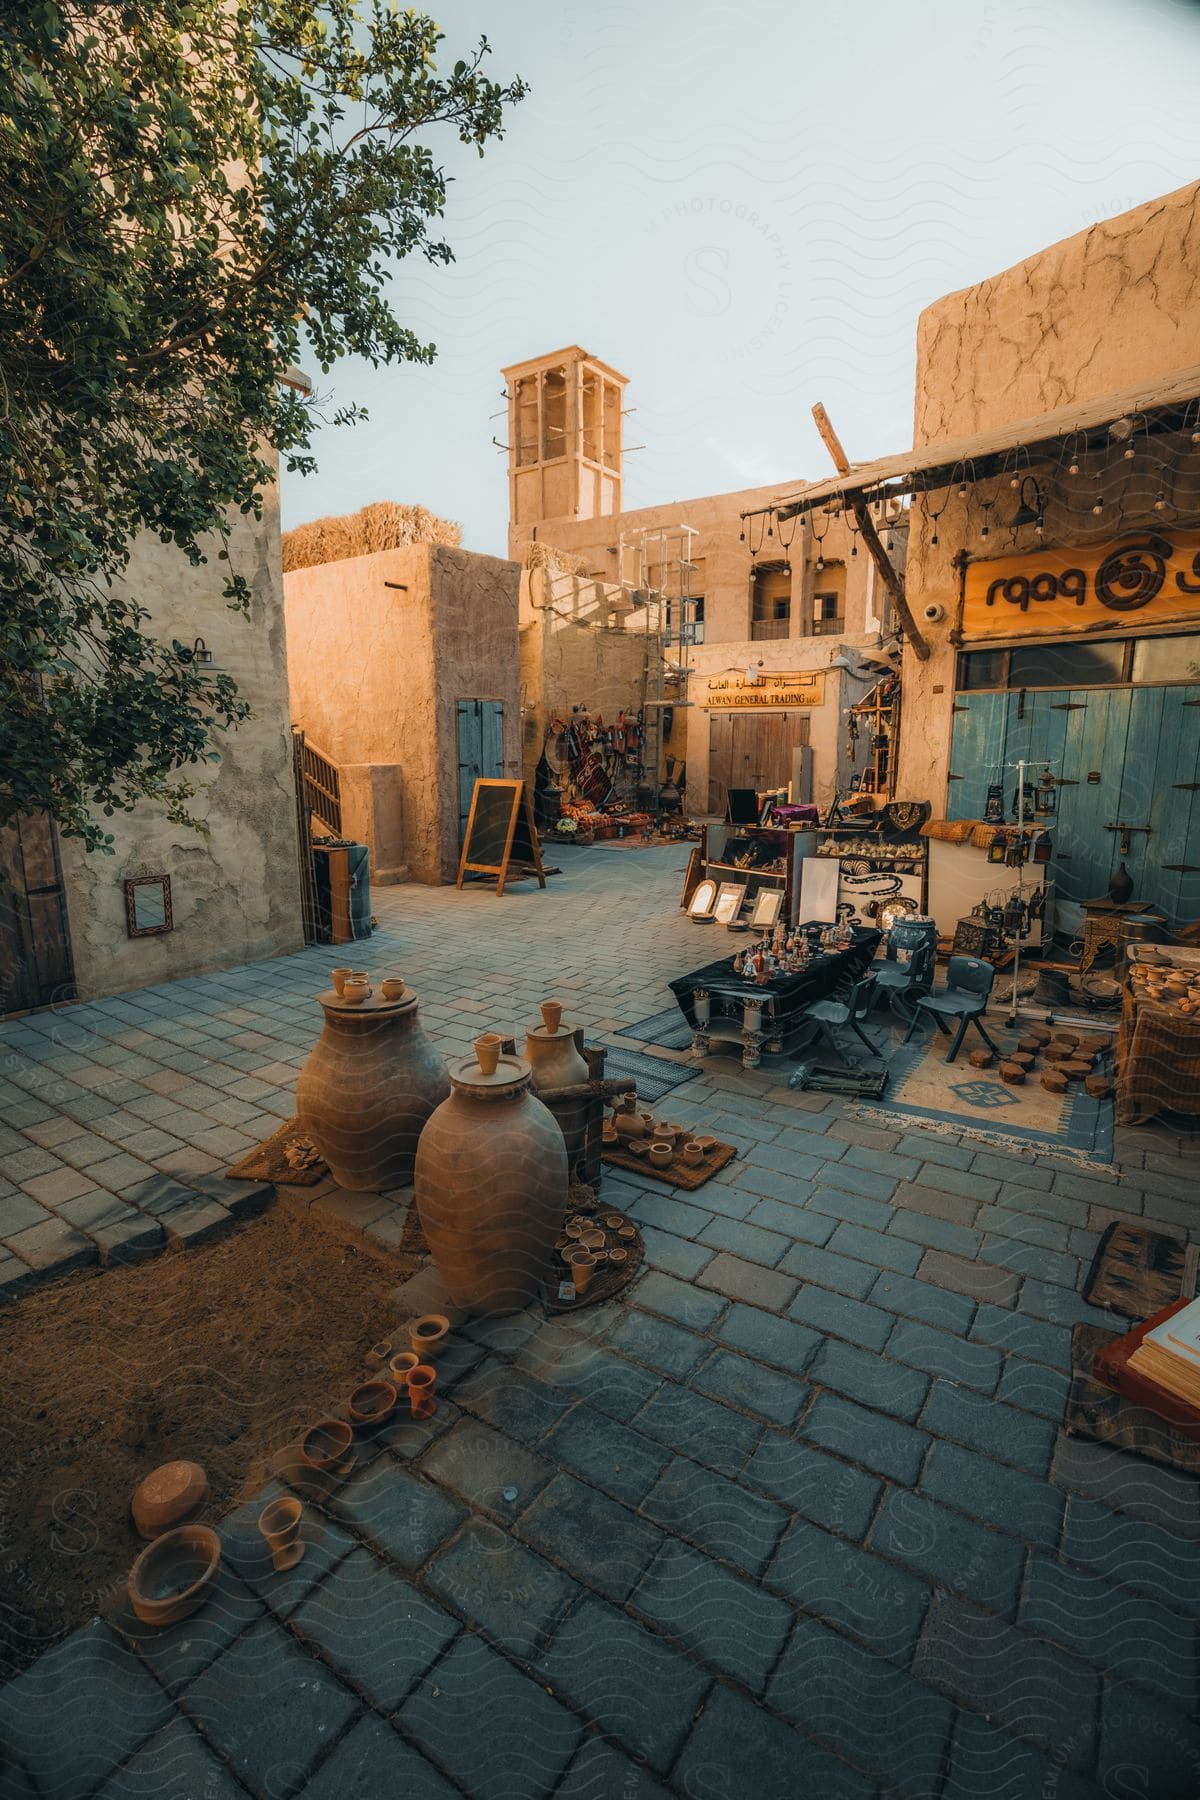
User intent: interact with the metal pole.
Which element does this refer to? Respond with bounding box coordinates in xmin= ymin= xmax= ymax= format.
xmin=1006 ymin=758 xmax=1025 ymax=1027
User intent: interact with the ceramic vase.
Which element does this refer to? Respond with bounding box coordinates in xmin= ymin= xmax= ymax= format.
xmin=523 ymin=1001 xmax=590 ymax=1175
xmin=296 ymin=986 xmax=449 ymax=1192
xmin=414 ymin=1050 xmax=567 ymax=1315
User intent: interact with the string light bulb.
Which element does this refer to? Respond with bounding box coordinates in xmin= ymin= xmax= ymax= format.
xmin=1092 ymin=494 xmax=1104 ymax=515
xmin=1154 ymin=492 xmax=1166 ymax=511
xmin=1068 ymin=459 xmax=1080 ymax=476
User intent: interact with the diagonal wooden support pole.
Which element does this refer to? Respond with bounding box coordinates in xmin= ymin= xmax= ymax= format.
xmin=811 ymin=403 xmax=930 ymax=663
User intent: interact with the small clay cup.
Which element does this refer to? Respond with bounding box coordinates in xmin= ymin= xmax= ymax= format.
xmin=474 ymin=1033 xmax=502 ymax=1076
xmin=581 ymin=1229 xmax=606 ymax=1252
xmin=618 ymin=1223 xmax=637 ymax=1240
xmin=380 ymin=977 xmax=407 ymax=1002
xmin=407 ymin=1363 xmax=437 ymax=1420
xmin=565 ymin=1219 xmax=585 ymax=1240
xmin=693 ymin=1134 xmax=717 ymax=1155
xmin=389 ymin=1350 xmax=420 ymax=1385
xmin=608 ymin=1247 xmax=629 ymax=1266
xmin=603 ymin=1213 xmax=625 ymax=1230
xmin=258 ymin=1496 xmax=305 ymax=1572
xmin=640 ymin=1111 xmax=656 ymax=1131
xmin=682 ymin=1141 xmax=704 ymax=1167
xmin=618 ymin=1092 xmax=638 ymax=1114
xmin=540 ymin=1000 xmax=564 ymax=1034
xmin=331 ymin=967 xmax=353 ymax=996
xmin=649 ymin=1140 xmax=673 ymax=1168
xmin=409 ymin=1314 xmax=450 ymax=1360
xmin=341 ymin=978 xmax=371 ymax=1005
xmin=128 ymin=1525 xmax=221 ymax=1626
xmin=348 ymin=1379 xmax=398 ymax=1427
xmin=300 ymin=1418 xmax=354 ymax=1473
xmin=569 ymin=1248 xmax=596 ymax=1294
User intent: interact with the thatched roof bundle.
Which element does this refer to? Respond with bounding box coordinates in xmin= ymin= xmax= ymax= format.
xmin=282 ymin=500 xmax=461 ymax=572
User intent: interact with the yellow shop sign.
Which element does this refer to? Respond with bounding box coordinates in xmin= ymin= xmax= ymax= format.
xmin=961 ymin=531 xmax=1200 ymax=640
xmin=705 ymin=671 xmax=827 ymax=710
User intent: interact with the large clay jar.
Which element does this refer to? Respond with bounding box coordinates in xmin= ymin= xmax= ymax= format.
xmin=414 ymin=1048 xmax=566 ymax=1314
xmin=524 ymin=999 xmax=590 ymax=1175
xmin=296 ymin=985 xmax=449 ymax=1191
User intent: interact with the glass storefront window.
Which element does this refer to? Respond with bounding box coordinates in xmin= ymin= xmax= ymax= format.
xmin=1008 ymin=640 xmax=1127 ymax=688
xmin=1132 ymin=634 xmax=1200 ymax=683
xmin=958 ymin=648 xmax=1008 ymax=690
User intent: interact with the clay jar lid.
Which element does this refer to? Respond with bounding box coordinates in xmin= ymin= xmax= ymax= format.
xmin=449 ymin=1052 xmax=532 ymax=1096
xmin=131 ymin=1460 xmax=210 ymax=1541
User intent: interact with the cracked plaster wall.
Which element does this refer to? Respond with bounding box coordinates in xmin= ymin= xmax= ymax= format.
xmin=897 ymin=180 xmax=1200 ymax=803
xmin=60 ymin=482 xmax=303 ymax=1000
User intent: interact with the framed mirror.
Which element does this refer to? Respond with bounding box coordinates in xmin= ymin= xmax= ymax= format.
xmin=751 ymin=887 xmax=784 ymax=928
xmin=125 ymin=875 xmax=173 ymax=937
xmin=714 ymin=881 xmax=747 ymax=926
xmin=688 ymin=878 xmax=717 ymax=920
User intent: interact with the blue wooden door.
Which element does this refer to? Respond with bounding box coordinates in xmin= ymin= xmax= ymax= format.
xmin=457 ymin=700 xmax=506 ymax=846
xmin=949 ymin=682 xmax=1200 ymax=924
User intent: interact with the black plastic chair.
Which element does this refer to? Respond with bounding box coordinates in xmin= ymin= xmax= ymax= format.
xmin=802 ymin=973 xmax=879 ymax=1062
xmin=904 ymin=955 xmax=999 ymax=1064
xmin=872 ymin=921 xmax=937 ymax=1019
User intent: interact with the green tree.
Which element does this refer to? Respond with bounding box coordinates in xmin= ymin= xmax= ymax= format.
xmin=0 ymin=1 xmax=524 ymax=851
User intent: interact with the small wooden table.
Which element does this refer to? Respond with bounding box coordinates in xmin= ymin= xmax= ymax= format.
xmin=1079 ymin=899 xmax=1164 ymax=973
xmin=1115 ymin=986 xmax=1200 ymax=1126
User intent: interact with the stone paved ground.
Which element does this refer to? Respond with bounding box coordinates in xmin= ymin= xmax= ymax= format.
xmin=1 ymin=845 xmax=1199 ymax=1798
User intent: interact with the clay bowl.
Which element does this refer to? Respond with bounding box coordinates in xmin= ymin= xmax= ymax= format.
xmin=300 ymin=1418 xmax=354 ymax=1473
xmin=608 ymin=1247 xmax=629 ymax=1266
xmin=682 ymin=1142 xmax=704 ymax=1167
xmin=581 ymin=1229 xmax=606 ymax=1251
xmin=603 ymin=1213 xmax=625 ymax=1230
xmin=389 ymin=1351 xmax=420 ymax=1384
xmin=648 ymin=1140 xmax=674 ymax=1168
xmin=409 ymin=1314 xmax=451 ymax=1360
xmin=340 ymin=979 xmax=371 ymax=1005
xmin=365 ymin=1338 xmax=394 ymax=1369
xmin=380 ymin=977 xmax=407 ymax=1002
xmin=692 ymin=1134 xmax=717 ymax=1155
xmin=348 ymin=1379 xmax=398 ymax=1427
xmin=128 ymin=1524 xmax=221 ymax=1626
xmin=628 ymin=1140 xmax=650 ymax=1159
xmin=130 ymin=1460 xmax=209 ymax=1542
xmin=618 ymin=1223 xmax=637 ymax=1240
xmin=565 ymin=1219 xmax=586 ymax=1239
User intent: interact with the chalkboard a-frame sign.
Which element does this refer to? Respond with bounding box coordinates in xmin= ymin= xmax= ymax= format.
xmin=456 ymin=778 xmax=546 ymax=897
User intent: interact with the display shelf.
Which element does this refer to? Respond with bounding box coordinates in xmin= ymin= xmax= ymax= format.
xmin=699 ymin=823 xmax=815 ymax=926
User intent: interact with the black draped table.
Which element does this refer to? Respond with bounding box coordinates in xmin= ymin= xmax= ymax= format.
xmin=668 ymin=927 xmax=881 ymax=1068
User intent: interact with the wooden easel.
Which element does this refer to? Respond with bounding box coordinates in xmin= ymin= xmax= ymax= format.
xmin=456 ymin=778 xmax=546 ymax=897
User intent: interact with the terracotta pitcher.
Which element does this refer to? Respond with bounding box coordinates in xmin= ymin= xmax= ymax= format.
xmin=524 ymin=999 xmax=590 ymax=1175
xmin=414 ymin=1046 xmax=566 ymax=1314
xmin=296 ymin=984 xmax=449 ymax=1191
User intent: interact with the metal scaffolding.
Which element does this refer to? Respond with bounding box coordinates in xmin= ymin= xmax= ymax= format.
xmin=617 ymin=523 xmax=699 ymax=819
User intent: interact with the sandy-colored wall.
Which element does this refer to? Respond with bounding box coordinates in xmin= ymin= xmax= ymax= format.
xmin=898 ymin=182 xmax=1200 ymax=802
xmin=428 ymin=547 xmax=523 ymax=882
xmin=60 ymin=485 xmax=302 ymax=999
xmin=284 ymin=544 xmax=521 ymax=885
xmin=518 ymin=569 xmax=654 ymax=784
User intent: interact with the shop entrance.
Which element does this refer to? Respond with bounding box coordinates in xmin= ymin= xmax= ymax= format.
xmin=947 ymin=681 xmax=1200 ymax=925
xmin=707 ymin=710 xmax=811 ymax=816
xmin=0 ymin=813 xmax=76 ymax=1015
xmin=457 ymin=700 xmax=506 ymax=846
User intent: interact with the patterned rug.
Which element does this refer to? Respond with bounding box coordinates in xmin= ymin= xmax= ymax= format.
xmin=853 ymin=1026 xmax=1114 ymax=1163
xmin=599 ymin=1046 xmax=700 ymax=1103
xmin=615 ymin=1007 xmax=694 ymax=1052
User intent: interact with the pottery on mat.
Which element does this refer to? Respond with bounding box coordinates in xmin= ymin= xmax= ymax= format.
xmin=330 ymin=968 xmax=352 ymax=996
xmin=568 ymin=1248 xmax=596 ymax=1293
xmin=381 ymin=977 xmax=407 ymax=1002
xmin=128 ymin=1525 xmax=221 ymax=1626
xmin=648 ymin=1141 xmax=673 ymax=1167
xmin=130 ymin=1460 xmax=209 ymax=1542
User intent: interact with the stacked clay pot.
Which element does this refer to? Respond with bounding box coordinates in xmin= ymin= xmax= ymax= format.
xmin=414 ymin=1041 xmax=567 ymax=1315
xmin=296 ymin=980 xmax=449 ymax=1191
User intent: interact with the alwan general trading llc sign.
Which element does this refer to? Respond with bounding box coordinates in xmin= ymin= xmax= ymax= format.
xmin=706 ymin=671 xmax=827 ymax=711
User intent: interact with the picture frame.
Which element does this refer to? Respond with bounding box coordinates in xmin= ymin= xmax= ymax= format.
xmin=679 ymin=847 xmax=703 ymax=911
xmin=714 ymin=881 xmax=747 ymax=926
xmin=688 ymin=877 xmax=718 ymax=919
xmin=124 ymin=874 xmax=173 ymax=938
xmin=750 ymin=886 xmax=784 ymax=929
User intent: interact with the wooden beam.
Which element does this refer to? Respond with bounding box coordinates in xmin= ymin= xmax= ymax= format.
xmin=810 ymin=402 xmax=930 ymax=664
xmin=812 ymin=402 xmax=851 ymax=475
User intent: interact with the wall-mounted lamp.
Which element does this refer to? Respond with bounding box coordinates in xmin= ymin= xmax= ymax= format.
xmin=173 ymin=637 xmax=215 ymax=666
xmin=1012 ymin=477 xmax=1045 ymax=536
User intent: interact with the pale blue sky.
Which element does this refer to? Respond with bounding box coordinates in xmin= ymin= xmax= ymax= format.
xmin=280 ymin=0 xmax=1200 ymax=557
